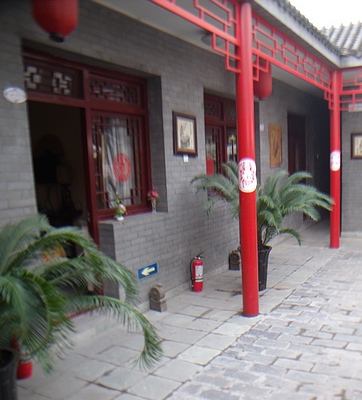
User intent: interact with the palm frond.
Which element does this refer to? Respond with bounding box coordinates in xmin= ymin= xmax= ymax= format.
xmin=191 ymin=162 xmax=333 ymax=247
xmin=0 ymin=214 xmax=51 ymax=274
xmin=0 ymin=214 xmax=162 ymax=373
xmin=191 ymin=162 xmax=239 ymax=217
xmin=64 ymin=295 xmax=163 ymax=370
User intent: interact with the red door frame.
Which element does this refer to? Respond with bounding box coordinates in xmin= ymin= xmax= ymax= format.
xmin=23 ymin=49 xmax=151 ymax=244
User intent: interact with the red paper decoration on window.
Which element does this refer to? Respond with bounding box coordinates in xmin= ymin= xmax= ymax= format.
xmin=113 ymin=153 xmax=132 ymax=183
xmin=31 ymin=0 xmax=78 ymax=43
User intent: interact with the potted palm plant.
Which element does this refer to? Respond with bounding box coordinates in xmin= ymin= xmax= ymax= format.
xmin=191 ymin=161 xmax=333 ymax=290
xmin=0 ymin=214 xmax=162 ymax=400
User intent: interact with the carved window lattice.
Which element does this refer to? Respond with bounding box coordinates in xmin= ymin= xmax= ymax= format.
xmin=204 ymin=100 xmax=222 ymax=119
xmin=204 ymin=94 xmax=236 ymax=174
xmin=225 ymin=102 xmax=236 ymax=122
xmin=23 ymin=58 xmax=81 ymax=97
xmin=89 ymin=77 xmax=141 ymax=105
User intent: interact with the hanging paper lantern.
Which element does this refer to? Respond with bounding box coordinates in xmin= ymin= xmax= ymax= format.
xmin=31 ymin=0 xmax=78 ymax=43
xmin=253 ymin=59 xmax=272 ymax=100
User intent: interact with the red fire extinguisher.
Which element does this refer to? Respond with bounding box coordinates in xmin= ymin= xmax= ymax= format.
xmin=190 ymin=253 xmax=204 ymax=292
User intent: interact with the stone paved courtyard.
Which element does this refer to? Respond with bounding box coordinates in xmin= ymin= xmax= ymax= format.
xmin=19 ymin=222 xmax=362 ymax=399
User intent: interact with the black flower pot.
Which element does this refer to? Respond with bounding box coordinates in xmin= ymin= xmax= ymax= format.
xmin=258 ymin=245 xmax=272 ymax=291
xmin=0 ymin=349 xmax=18 ymax=400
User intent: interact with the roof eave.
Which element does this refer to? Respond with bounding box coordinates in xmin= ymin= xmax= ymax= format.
xmin=251 ymin=0 xmax=342 ymax=68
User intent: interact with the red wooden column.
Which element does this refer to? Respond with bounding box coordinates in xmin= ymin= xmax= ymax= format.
xmin=330 ymin=70 xmax=341 ymax=248
xmin=236 ymin=0 xmax=259 ymax=317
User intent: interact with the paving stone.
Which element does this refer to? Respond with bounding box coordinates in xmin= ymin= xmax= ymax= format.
xmin=96 ymin=367 xmax=146 ymax=391
xmin=18 ymin=225 xmax=362 ymax=400
xmin=201 ymin=308 xmax=237 ymax=321
xmin=114 ymin=394 xmax=144 ymax=400
xmin=178 ymin=304 xmax=209 ymax=317
xmin=67 ymin=383 xmax=119 ymax=400
xmin=273 ymin=358 xmax=314 ymax=372
xmin=73 ymin=359 xmax=115 ymax=381
xmin=166 ymin=382 xmax=204 ymax=399
xmin=195 ymin=333 xmax=236 ymax=350
xmin=34 ymin=373 xmax=88 ymax=399
xmin=199 ymin=388 xmax=242 ymax=399
xmin=157 ymin=324 xmax=207 ymax=344
xmin=178 ymin=345 xmax=220 ymax=365
xmin=154 ymin=359 xmax=202 ymax=381
xmin=95 ymin=346 xmax=140 ymax=366
xmin=311 ymin=338 xmax=348 ymax=349
xmin=160 ymin=340 xmax=189 ymax=358
xmin=213 ymin=321 xmax=253 ymax=336
xmin=17 ymin=388 xmax=50 ymax=400
xmin=187 ymin=317 xmax=223 ymax=332
xmin=127 ymin=375 xmax=181 ymax=400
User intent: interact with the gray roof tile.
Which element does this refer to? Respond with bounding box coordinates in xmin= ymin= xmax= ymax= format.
xmin=271 ymin=0 xmax=362 ymax=58
xmin=322 ymin=23 xmax=362 ymax=57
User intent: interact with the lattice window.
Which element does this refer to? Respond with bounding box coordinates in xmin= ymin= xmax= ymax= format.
xmin=23 ymin=49 xmax=151 ymax=223
xmin=204 ymin=93 xmax=237 ymax=174
xmin=225 ymin=102 xmax=236 ymax=122
xmin=205 ymin=126 xmax=222 ymax=175
xmin=92 ymin=113 xmax=144 ymax=213
xmin=89 ymin=76 xmax=141 ymax=105
xmin=204 ymin=99 xmax=222 ymax=119
xmin=23 ymin=57 xmax=81 ymax=98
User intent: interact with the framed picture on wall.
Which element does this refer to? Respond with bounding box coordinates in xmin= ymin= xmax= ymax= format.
xmin=351 ymin=133 xmax=362 ymax=159
xmin=173 ymin=111 xmax=197 ymax=156
xmin=269 ymin=124 xmax=282 ymax=167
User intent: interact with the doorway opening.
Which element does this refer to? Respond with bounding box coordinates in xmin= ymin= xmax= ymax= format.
xmin=287 ymin=113 xmax=306 ymax=174
xmin=28 ymin=101 xmax=88 ymax=238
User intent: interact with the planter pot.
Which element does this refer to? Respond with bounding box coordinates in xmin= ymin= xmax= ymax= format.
xmin=17 ymin=360 xmax=32 ymax=380
xmin=0 ymin=349 xmax=18 ymax=400
xmin=258 ymin=245 xmax=272 ymax=291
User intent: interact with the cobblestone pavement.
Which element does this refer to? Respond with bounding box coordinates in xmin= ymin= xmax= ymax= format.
xmin=19 ymin=222 xmax=362 ymax=399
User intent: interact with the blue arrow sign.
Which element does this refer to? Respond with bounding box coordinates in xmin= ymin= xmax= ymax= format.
xmin=138 ymin=263 xmax=158 ymax=280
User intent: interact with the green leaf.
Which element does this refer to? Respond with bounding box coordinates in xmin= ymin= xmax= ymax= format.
xmin=191 ymin=162 xmax=333 ymax=247
xmin=0 ymin=214 xmax=162 ymax=373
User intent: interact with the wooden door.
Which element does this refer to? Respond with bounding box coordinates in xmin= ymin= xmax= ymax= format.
xmin=288 ymin=114 xmax=306 ymax=174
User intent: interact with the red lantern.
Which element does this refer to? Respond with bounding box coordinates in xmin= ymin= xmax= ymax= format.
xmin=31 ymin=0 xmax=78 ymax=43
xmin=253 ymin=59 xmax=272 ymax=100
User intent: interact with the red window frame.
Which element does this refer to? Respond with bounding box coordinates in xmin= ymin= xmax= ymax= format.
xmin=23 ymin=48 xmax=152 ymax=242
xmin=204 ymin=93 xmax=237 ymax=174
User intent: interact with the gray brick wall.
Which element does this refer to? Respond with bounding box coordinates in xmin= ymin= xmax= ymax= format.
xmin=341 ymin=111 xmax=362 ymax=232
xmin=0 ymin=1 xmax=38 ymax=225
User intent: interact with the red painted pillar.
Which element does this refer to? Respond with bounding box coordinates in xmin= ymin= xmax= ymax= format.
xmin=236 ymin=1 xmax=259 ymax=316
xmin=330 ymin=70 xmax=341 ymax=248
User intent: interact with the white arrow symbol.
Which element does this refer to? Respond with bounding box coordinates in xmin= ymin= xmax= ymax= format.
xmin=142 ymin=266 xmax=155 ymax=276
